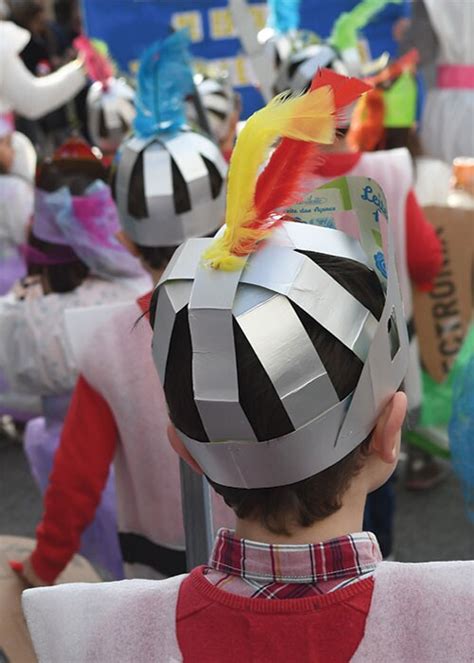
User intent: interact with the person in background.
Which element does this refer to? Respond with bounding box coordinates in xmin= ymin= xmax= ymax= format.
xmin=346 ymin=54 xmax=449 ymax=491
xmin=11 ymin=32 xmax=232 ymax=586
xmin=419 ymin=0 xmax=474 ymax=163
xmin=303 ymin=66 xmax=442 ymax=552
xmin=0 ymin=137 xmax=149 ymax=578
xmin=0 ymin=5 xmax=86 ymax=155
xmin=9 ymin=0 xmax=85 ymax=150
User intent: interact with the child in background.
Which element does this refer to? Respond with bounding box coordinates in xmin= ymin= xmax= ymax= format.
xmin=0 ymin=137 xmax=149 ymax=578
xmin=347 ymin=53 xmax=450 ymax=490
xmin=22 ymin=73 xmax=471 ymax=663
xmin=187 ymin=73 xmax=241 ymax=161
xmin=12 ymin=32 xmax=232 ymax=586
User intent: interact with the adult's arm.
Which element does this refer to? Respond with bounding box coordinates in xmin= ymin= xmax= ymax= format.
xmin=24 ymin=376 xmax=118 ymax=583
xmin=2 ymin=55 xmax=85 ymax=119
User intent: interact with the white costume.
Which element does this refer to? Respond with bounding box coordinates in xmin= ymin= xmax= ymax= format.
xmin=23 ymin=561 xmax=474 ymax=663
xmin=0 ymin=276 xmax=148 ymax=401
xmin=63 ymin=300 xmax=233 ymax=579
xmin=421 ymin=0 xmax=474 ymax=163
xmin=0 ymin=21 xmax=85 ymax=120
xmin=0 ymin=174 xmax=33 ymax=252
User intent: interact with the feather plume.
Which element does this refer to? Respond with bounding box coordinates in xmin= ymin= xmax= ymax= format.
xmin=254 ymin=69 xmax=370 ymax=223
xmin=73 ymin=35 xmax=114 ymax=86
xmin=330 ymin=0 xmax=401 ymax=52
xmin=267 ymin=0 xmax=301 ymax=34
xmin=346 ymin=87 xmax=385 ymax=151
xmin=204 ymin=86 xmax=335 ymax=270
xmin=134 ymin=30 xmax=194 ymax=139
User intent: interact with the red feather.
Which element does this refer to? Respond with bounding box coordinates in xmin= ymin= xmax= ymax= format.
xmin=254 ymin=69 xmax=370 ymax=221
xmin=310 ymin=68 xmax=371 ymax=108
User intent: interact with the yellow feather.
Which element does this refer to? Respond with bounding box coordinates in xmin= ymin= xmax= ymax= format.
xmin=203 ymin=86 xmax=335 ymax=270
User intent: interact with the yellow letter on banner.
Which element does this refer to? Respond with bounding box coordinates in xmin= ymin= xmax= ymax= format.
xmin=209 ymin=8 xmax=236 ymax=39
xmin=171 ymin=12 xmax=203 ymax=42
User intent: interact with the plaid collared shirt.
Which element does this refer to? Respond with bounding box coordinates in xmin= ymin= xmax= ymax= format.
xmin=204 ymin=529 xmax=382 ymax=599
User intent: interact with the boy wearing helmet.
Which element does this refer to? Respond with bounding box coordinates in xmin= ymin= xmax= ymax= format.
xmin=22 ymin=68 xmax=471 ymax=662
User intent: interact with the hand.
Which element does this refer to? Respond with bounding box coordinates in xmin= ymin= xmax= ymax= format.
xmin=9 ymin=557 xmax=48 ymax=587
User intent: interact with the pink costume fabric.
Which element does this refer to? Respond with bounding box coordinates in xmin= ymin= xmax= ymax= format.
xmin=30 ymin=181 xmax=145 ymax=279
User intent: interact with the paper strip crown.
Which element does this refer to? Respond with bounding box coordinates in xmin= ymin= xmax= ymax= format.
xmin=114 ymin=31 xmax=227 ymax=248
xmin=152 ymin=71 xmax=409 ymax=489
xmin=74 ymin=36 xmax=136 ymax=153
xmin=271 ymin=0 xmax=401 ymax=94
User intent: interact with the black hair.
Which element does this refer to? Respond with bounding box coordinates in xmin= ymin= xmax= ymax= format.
xmin=30 ymin=159 xmax=107 ymax=292
xmin=153 ymin=253 xmax=386 ymax=533
xmin=37 ymin=158 xmax=108 ymax=194
xmin=134 ymin=244 xmax=177 ymax=271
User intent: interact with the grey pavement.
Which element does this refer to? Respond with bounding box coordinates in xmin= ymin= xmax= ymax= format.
xmin=1 ymin=435 xmax=473 ymax=563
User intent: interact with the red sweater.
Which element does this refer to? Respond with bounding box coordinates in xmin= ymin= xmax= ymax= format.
xmin=315 ymin=152 xmax=442 ymax=291
xmin=177 ymin=566 xmax=374 ymax=662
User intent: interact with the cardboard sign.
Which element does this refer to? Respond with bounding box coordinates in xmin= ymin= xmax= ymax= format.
xmin=0 ymin=536 xmax=100 ymax=663
xmin=413 ymin=206 xmax=474 ymax=383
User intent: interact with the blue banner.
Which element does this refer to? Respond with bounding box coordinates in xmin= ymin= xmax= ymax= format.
xmin=81 ymin=0 xmax=409 ymax=118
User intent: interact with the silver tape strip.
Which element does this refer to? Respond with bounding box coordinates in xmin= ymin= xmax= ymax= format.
xmin=186 ymin=132 xmax=228 ymax=179
xmin=165 ymin=133 xmax=210 ymax=214
xmin=241 ymin=245 xmax=378 ymax=362
xmin=116 ymin=141 xmax=141 ymax=233
xmin=337 ymin=212 xmax=409 ymax=445
xmin=144 ymin=144 xmax=181 ymax=246
xmin=103 ymin=94 xmax=122 ymax=130
xmin=189 ymin=259 xmax=256 ymax=443
xmin=158 ymin=238 xmax=213 ymax=285
xmin=237 ymin=294 xmax=339 ymax=429
xmin=179 ymin=395 xmax=352 ymax=489
xmin=283 ymin=224 xmax=369 ymax=265
xmin=152 ymin=280 xmax=193 ymax=381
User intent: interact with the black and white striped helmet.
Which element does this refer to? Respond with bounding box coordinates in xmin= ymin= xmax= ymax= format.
xmin=187 ymin=76 xmax=238 ymax=143
xmin=152 ymin=176 xmax=409 ymax=489
xmin=87 ymin=77 xmax=136 ymax=153
xmin=114 ymin=128 xmax=227 ymax=247
xmin=273 ymin=44 xmax=347 ymax=94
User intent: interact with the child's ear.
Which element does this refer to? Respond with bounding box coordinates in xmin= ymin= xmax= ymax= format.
xmin=370 ymin=391 xmax=407 ymax=464
xmin=167 ymin=424 xmax=204 ymax=475
xmin=115 ymin=230 xmax=140 ymax=257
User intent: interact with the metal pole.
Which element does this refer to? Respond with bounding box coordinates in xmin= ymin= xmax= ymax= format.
xmin=179 ymin=460 xmax=214 ymax=570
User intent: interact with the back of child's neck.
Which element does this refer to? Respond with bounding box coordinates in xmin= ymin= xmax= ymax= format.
xmin=234 ymin=496 xmax=366 ymax=545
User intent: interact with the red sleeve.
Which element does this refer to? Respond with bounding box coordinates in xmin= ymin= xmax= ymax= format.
xmin=30 ymin=375 xmax=118 ymax=583
xmin=405 ymin=189 xmax=443 ymax=291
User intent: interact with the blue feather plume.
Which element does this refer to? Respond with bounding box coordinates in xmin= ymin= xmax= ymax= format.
xmin=267 ymin=0 xmax=301 ymax=34
xmin=134 ymin=30 xmax=194 ymax=138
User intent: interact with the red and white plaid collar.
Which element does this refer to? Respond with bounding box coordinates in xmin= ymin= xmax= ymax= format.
xmin=208 ymin=529 xmax=382 ymax=585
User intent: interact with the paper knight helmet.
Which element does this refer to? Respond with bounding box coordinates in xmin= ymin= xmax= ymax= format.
xmin=272 ymin=0 xmax=400 ymax=94
xmin=87 ymin=77 xmax=136 ymax=153
xmin=152 ymin=71 xmax=409 ymax=489
xmin=187 ymin=75 xmax=239 ymax=144
xmin=114 ymin=31 xmax=227 ymax=248
xmin=74 ymin=36 xmax=136 ymax=153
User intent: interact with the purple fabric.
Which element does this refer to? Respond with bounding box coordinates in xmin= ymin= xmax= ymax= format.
xmin=0 ymin=249 xmax=25 ymax=294
xmin=24 ymin=414 xmax=125 ymax=580
xmin=32 ymin=182 xmax=143 ymax=279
